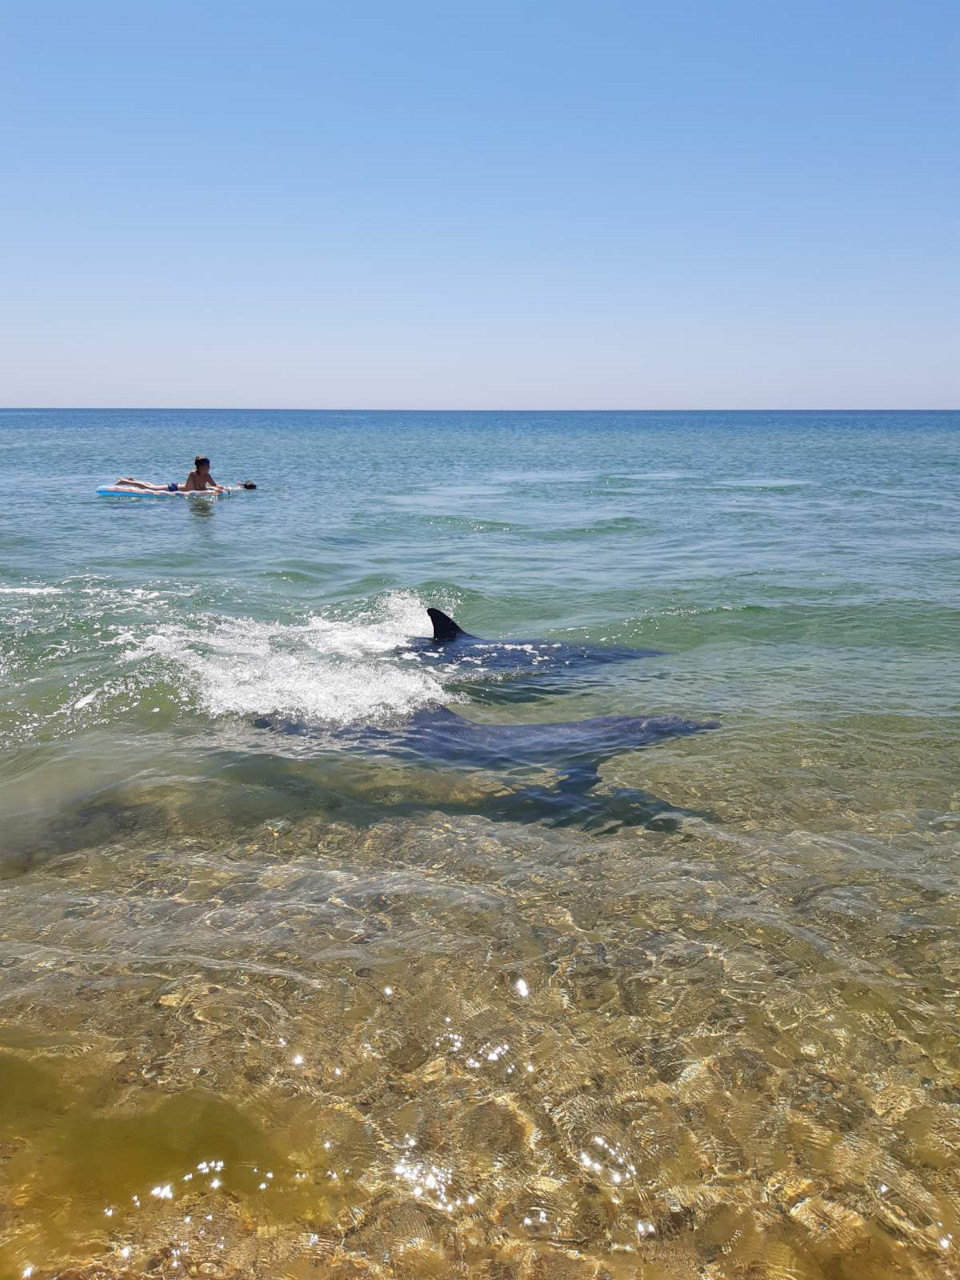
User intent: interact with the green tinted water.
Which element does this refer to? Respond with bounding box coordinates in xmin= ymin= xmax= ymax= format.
xmin=1 ymin=411 xmax=958 ymax=1278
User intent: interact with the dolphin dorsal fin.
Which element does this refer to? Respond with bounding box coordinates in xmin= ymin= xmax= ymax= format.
xmin=427 ymin=607 xmax=467 ymax=645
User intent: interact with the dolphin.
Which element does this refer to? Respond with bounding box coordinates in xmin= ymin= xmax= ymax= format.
xmin=256 ymin=705 xmax=717 ymax=794
xmin=252 ymin=706 xmax=717 ymax=830
xmin=350 ymin=706 xmax=714 ymax=773
xmin=400 ymin=608 xmax=663 ymax=681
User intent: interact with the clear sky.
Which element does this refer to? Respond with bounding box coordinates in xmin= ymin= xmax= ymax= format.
xmin=0 ymin=0 xmax=956 ymax=408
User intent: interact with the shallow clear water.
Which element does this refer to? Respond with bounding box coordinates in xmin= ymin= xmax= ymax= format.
xmin=1 ymin=410 xmax=959 ymax=1278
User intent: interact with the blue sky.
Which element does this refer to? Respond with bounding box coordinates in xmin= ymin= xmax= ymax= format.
xmin=0 ymin=0 xmax=956 ymax=407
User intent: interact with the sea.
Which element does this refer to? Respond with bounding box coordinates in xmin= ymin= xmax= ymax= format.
xmin=1 ymin=409 xmax=958 ymax=1279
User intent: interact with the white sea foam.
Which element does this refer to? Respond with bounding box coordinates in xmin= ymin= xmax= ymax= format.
xmin=0 ymin=586 xmax=64 ymax=596
xmin=128 ymin=592 xmax=446 ymax=727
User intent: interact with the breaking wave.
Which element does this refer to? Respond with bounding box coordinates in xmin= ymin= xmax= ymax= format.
xmin=128 ymin=591 xmax=450 ymax=727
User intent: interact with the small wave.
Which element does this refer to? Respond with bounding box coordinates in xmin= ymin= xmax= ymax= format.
xmin=128 ymin=591 xmax=448 ymax=727
xmin=0 ymin=586 xmax=64 ymax=596
xmin=537 ymin=517 xmax=655 ymax=541
xmin=713 ymin=479 xmax=814 ymax=491
xmin=423 ymin=514 xmax=520 ymax=534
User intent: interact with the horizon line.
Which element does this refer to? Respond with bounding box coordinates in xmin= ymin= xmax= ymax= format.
xmin=1 ymin=406 xmax=957 ymax=414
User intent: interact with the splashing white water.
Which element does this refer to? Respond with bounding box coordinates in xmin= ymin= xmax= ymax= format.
xmin=0 ymin=586 xmax=64 ymax=596
xmin=128 ymin=592 xmax=448 ymax=727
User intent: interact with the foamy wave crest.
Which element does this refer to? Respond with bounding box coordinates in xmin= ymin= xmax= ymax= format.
xmin=298 ymin=591 xmax=436 ymax=656
xmin=0 ymin=586 xmax=64 ymax=596
xmin=128 ymin=592 xmax=446 ymax=727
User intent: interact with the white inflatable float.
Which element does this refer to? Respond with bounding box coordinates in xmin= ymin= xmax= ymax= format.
xmin=96 ymin=485 xmax=249 ymax=498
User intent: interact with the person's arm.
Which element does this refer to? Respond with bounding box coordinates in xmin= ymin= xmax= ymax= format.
xmin=205 ymin=473 xmax=224 ymax=491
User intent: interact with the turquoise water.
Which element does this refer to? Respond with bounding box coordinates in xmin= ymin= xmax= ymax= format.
xmin=1 ymin=410 xmax=959 ymax=1278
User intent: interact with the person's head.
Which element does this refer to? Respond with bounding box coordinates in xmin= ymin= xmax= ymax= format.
xmin=195 ymin=455 xmax=210 ymax=473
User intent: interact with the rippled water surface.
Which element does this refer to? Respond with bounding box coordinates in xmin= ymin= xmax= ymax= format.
xmin=1 ymin=410 xmax=959 ymax=1279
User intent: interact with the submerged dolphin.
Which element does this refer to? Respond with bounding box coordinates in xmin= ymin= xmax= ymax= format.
xmin=353 ymin=706 xmax=713 ymax=774
xmin=257 ymin=705 xmax=717 ymax=791
xmin=400 ymin=608 xmax=663 ymax=680
xmin=251 ymin=703 xmax=717 ymax=830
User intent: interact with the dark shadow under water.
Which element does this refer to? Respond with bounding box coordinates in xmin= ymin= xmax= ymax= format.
xmin=248 ymin=704 xmax=717 ymax=834
xmin=9 ymin=746 xmax=710 ymax=878
xmin=223 ymin=748 xmax=711 ymax=835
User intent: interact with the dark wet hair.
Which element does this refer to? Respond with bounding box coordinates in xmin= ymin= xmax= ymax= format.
xmin=195 ymin=456 xmax=210 ymax=467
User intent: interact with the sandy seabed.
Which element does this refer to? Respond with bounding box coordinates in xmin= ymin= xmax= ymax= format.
xmin=3 ymin=732 xmax=960 ymax=1280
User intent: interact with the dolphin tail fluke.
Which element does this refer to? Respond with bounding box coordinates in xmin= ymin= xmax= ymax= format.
xmin=428 ymin=607 xmax=467 ymax=644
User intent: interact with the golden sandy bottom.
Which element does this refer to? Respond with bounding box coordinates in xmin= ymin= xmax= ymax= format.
xmin=2 ymin=728 xmax=959 ymax=1279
